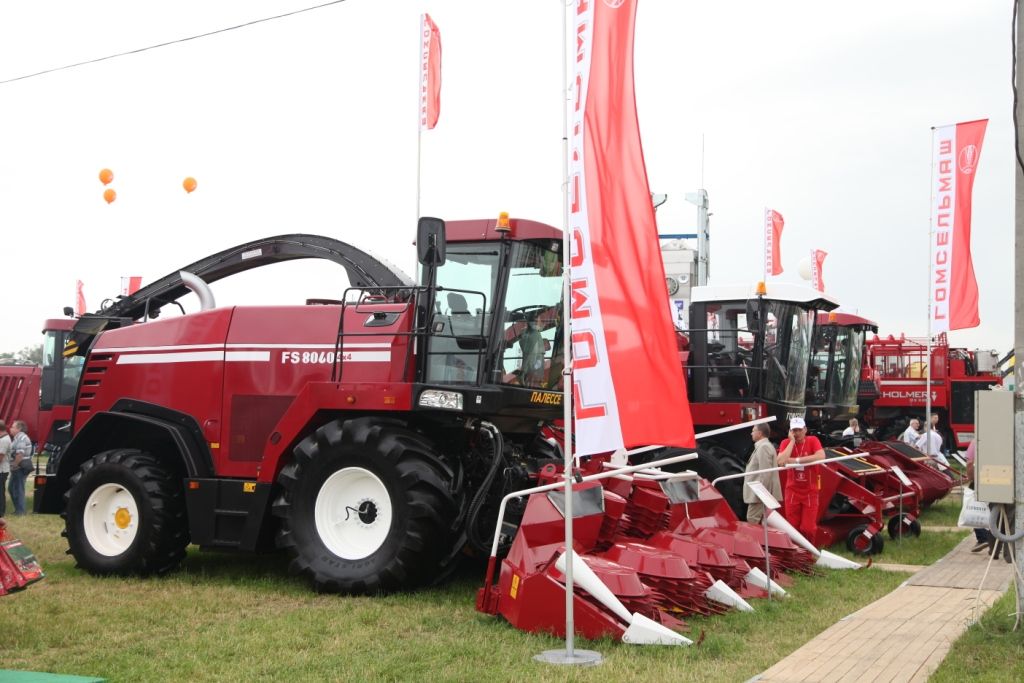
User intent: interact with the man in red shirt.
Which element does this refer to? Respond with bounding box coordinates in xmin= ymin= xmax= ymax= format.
xmin=776 ymin=416 xmax=826 ymax=544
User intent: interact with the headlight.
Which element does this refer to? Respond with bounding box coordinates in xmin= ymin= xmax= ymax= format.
xmin=419 ymin=389 xmax=464 ymax=410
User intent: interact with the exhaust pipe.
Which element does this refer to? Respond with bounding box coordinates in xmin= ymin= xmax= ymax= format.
xmin=179 ymin=271 xmax=216 ymax=311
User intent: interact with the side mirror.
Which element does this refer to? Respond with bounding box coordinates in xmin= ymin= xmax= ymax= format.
xmin=745 ymin=299 xmax=760 ymax=328
xmin=63 ymin=306 xmax=75 ymax=317
xmin=417 ymin=217 xmax=447 ymax=266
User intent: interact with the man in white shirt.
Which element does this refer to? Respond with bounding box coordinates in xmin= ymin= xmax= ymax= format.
xmin=915 ymin=428 xmax=949 ymax=467
xmin=901 ymin=419 xmax=921 ymax=447
xmin=842 ymin=418 xmax=860 ymax=437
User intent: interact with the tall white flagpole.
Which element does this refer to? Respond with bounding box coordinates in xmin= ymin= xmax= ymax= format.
xmin=560 ymin=0 xmax=576 ymax=657
xmin=534 ymin=0 xmax=597 ymax=666
xmin=763 ymin=207 xmax=768 ymax=282
xmin=926 ymin=127 xmax=935 ymax=450
xmin=416 ymin=14 xmax=424 ymax=222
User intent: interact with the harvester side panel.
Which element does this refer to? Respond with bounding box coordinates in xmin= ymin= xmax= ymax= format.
xmin=78 ymin=308 xmax=232 ymax=449
xmin=218 ymin=303 xmax=415 ymax=477
xmin=253 ymin=381 xmax=414 ymax=485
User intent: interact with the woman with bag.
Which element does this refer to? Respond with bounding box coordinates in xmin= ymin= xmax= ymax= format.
xmin=963 ymin=439 xmax=1004 ymax=556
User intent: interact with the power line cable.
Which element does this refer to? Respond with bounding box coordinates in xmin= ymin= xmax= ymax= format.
xmin=0 ymin=0 xmax=349 ymax=86
xmin=1013 ymin=0 xmax=1024 ymax=177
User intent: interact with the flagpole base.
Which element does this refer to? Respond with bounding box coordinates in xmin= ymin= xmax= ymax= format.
xmin=533 ymin=649 xmax=603 ymax=666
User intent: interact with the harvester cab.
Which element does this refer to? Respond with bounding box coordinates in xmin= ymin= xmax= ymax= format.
xmin=42 ymin=217 xmax=570 ymax=595
xmin=676 ymin=283 xmax=838 ymax=515
xmin=412 ymin=215 xmax=566 ymax=426
xmin=37 ymin=319 xmax=80 ymax=464
xmin=683 ymin=283 xmax=838 ymax=445
xmin=0 ymin=317 xmax=78 ymax=496
xmin=804 ymin=312 xmax=878 ymax=436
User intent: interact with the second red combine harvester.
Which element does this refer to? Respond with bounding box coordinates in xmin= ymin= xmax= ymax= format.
xmin=861 ymin=332 xmax=1001 ymax=451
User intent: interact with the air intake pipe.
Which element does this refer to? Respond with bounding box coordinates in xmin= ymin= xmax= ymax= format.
xmin=179 ymin=271 xmax=216 ymax=311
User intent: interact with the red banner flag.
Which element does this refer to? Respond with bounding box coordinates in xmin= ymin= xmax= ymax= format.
xmin=810 ymin=249 xmax=827 ymax=292
xmin=568 ymin=0 xmax=694 ymax=456
xmin=75 ymin=280 xmax=86 ymax=316
xmin=930 ymin=119 xmax=987 ymax=332
xmin=419 ymin=14 xmax=441 ymax=131
xmin=764 ymin=208 xmax=784 ymax=276
xmin=121 ymin=276 xmax=142 ymax=296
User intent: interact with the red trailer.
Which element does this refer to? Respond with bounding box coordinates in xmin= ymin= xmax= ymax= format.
xmin=0 ymin=365 xmax=40 ymax=438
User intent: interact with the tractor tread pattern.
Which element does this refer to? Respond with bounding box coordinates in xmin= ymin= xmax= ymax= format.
xmin=273 ymin=417 xmax=459 ymax=595
xmin=62 ymin=448 xmax=189 ymax=576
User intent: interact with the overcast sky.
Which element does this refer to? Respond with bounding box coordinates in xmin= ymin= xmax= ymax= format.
xmin=0 ymin=0 xmax=1015 ymax=356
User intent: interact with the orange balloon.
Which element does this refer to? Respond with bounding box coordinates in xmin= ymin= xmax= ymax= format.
xmin=98 ymin=168 xmax=114 ymax=185
xmin=182 ymin=177 xmax=197 ymax=193
xmin=103 ymin=188 xmax=116 ymax=204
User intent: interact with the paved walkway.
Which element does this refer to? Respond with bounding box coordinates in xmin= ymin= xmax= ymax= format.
xmin=750 ymin=535 xmax=1015 ymax=683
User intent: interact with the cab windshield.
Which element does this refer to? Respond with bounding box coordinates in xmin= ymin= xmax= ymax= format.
xmin=807 ymin=325 xmax=865 ymax=408
xmin=832 ymin=327 xmax=865 ymax=406
xmin=424 ymin=244 xmax=499 ymax=384
xmin=761 ymin=302 xmax=813 ymax=405
xmin=423 ymin=240 xmax=563 ymax=388
xmin=41 ymin=328 xmax=84 ymax=408
xmin=498 ymin=242 xmax=564 ymax=389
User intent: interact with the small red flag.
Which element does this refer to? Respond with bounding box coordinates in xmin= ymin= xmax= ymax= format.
xmin=75 ymin=280 xmax=86 ymax=316
xmin=419 ymin=14 xmax=441 ymax=131
xmin=811 ymin=249 xmax=828 ymax=292
xmin=121 ymin=276 xmax=143 ymax=296
xmin=764 ymin=209 xmax=784 ymax=276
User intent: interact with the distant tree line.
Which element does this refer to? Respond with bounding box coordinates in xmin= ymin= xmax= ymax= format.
xmin=0 ymin=344 xmax=43 ymax=365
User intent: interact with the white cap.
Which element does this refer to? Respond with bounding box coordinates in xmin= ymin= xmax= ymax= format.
xmin=790 ymin=417 xmax=806 ymax=430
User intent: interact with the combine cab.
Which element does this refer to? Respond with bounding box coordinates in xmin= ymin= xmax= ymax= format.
xmin=0 ymin=318 xmax=79 ymax=471
xmin=674 ymin=283 xmax=838 ymax=515
xmin=862 ymin=333 xmax=1001 ymax=449
xmin=804 ymin=312 xmax=878 ymax=434
xmin=41 ymin=218 xmax=577 ymax=594
xmin=37 ymin=319 xmax=80 ymax=464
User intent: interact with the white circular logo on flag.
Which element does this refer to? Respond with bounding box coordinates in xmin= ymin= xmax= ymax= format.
xmin=604 ymin=0 xmax=626 ymax=8
xmin=958 ymin=145 xmax=979 ymax=174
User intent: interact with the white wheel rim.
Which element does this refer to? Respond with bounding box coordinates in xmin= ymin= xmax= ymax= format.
xmin=315 ymin=467 xmax=393 ymax=560
xmin=83 ymin=483 xmax=140 ymax=557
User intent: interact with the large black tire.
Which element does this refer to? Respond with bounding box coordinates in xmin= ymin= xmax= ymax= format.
xmin=273 ymin=418 xmax=459 ymax=594
xmin=887 ymin=515 xmax=922 ymax=540
xmin=845 ymin=523 xmax=884 ymax=556
xmin=647 ymin=445 xmax=747 ymax=519
xmin=696 ymin=444 xmax=747 ymax=519
xmin=63 ymin=448 xmax=189 ymax=576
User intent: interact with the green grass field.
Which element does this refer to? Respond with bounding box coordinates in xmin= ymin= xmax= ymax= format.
xmin=932 ymin=589 xmax=1024 ymax=682
xmin=0 ymin=487 xmax=989 ymax=682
